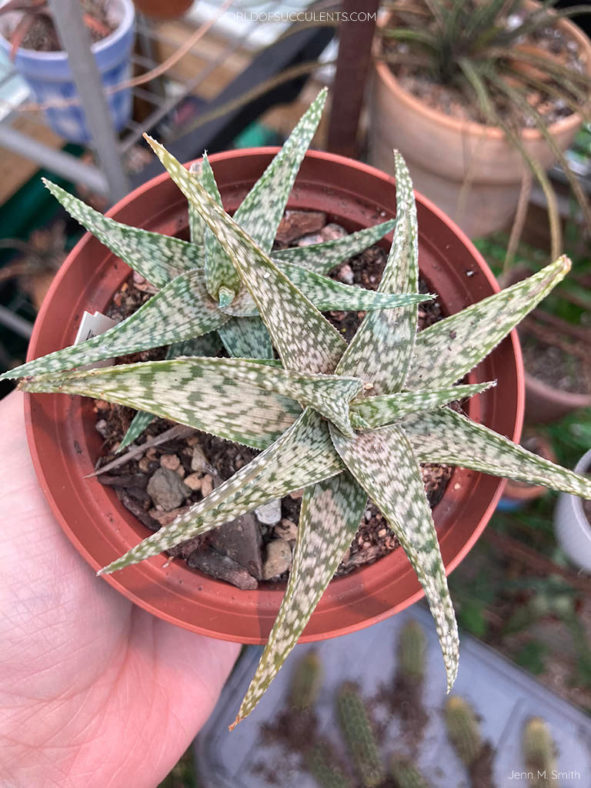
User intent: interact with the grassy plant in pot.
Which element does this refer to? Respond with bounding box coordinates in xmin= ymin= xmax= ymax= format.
xmin=371 ymin=0 xmax=591 ymax=243
xmin=4 ymin=93 xmax=591 ymax=729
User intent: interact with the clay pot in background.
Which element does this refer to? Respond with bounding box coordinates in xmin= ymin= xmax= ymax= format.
xmin=369 ymin=12 xmax=591 ymax=238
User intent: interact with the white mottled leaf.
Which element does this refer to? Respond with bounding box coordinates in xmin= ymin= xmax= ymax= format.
xmin=273 ymin=220 xmax=395 ymax=274
xmin=281 ymin=264 xmax=431 ymax=313
xmin=117 ymin=409 xmax=154 ymax=453
xmin=330 ymin=423 xmax=459 ymax=691
xmin=43 ymin=179 xmax=203 ymax=288
xmin=406 ymin=257 xmax=571 ymax=390
xmin=234 ymin=89 xmax=327 ymax=252
xmin=350 ymin=381 xmax=495 ymax=430
xmin=200 ymin=153 xmax=241 ymax=302
xmin=144 ymin=136 xmax=346 ymax=374
xmin=220 ymin=268 xmax=429 ymax=319
xmin=403 ymin=407 xmax=591 ymax=499
xmin=336 ymin=152 xmax=419 ymax=393
xmin=188 ymin=161 xmax=206 ymax=247
xmin=21 ymin=357 xmax=364 ymax=446
xmin=232 ymin=472 xmax=366 ymax=727
xmin=218 ymin=317 xmax=273 ymax=359
xmin=20 ymin=357 xmax=302 ymax=449
xmin=1 ymin=269 xmax=226 ymax=380
xmin=117 ymin=333 xmax=223 ymax=452
xmin=98 ymin=410 xmax=343 ymax=574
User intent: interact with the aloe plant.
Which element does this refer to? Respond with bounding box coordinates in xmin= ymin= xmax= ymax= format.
xmin=5 ymin=96 xmax=591 ymax=731
xmin=9 ymin=90 xmax=399 ymax=451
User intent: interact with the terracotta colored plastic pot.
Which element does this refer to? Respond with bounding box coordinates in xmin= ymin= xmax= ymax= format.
xmin=24 ymin=149 xmax=524 ymax=644
xmin=369 ymin=9 xmax=591 ymax=238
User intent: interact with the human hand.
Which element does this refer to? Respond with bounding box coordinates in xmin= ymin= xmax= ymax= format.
xmin=0 ymin=391 xmax=240 ymax=787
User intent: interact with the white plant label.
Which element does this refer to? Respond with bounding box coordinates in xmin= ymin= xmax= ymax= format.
xmin=74 ymin=311 xmax=117 ymax=369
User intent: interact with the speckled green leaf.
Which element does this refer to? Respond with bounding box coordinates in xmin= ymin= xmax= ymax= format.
xmin=117 ymin=409 xmax=155 ymax=453
xmin=188 ymin=161 xmax=206 ymax=247
xmin=220 ymin=266 xmax=428 ymax=319
xmin=196 ymin=156 xmax=273 ymax=359
xmin=233 ymin=89 xmax=327 ymax=252
xmin=403 ymin=407 xmax=591 ymax=499
xmin=1 ymin=269 xmax=226 ymax=380
xmin=273 ymin=220 xmax=395 ymax=274
xmin=218 ymin=317 xmax=273 ymax=359
xmin=406 ymin=257 xmax=571 ymax=390
xmin=330 ymin=423 xmax=459 ymax=691
xmin=43 ymin=180 xmax=203 ymax=288
xmin=281 ymin=264 xmax=431 ymax=313
xmin=117 ymin=333 xmax=223 ymax=452
xmin=20 ymin=357 xmax=301 ymax=448
xmin=233 ymin=472 xmax=366 ymax=727
xmin=98 ymin=409 xmax=344 ymax=574
xmin=21 ymin=357 xmax=364 ymax=445
xmin=200 ymin=153 xmax=241 ymax=302
xmin=350 ymin=381 xmax=495 ymax=430
xmin=144 ymin=136 xmax=346 ymax=374
xmin=336 ymin=152 xmax=419 ymax=393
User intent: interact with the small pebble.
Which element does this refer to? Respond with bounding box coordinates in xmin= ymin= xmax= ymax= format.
xmin=191 ymin=444 xmax=210 ymax=473
xmin=338 ymin=264 xmax=355 ymax=285
xmin=297 ymin=232 xmax=323 ymax=247
xmin=95 ymin=419 xmax=108 ymax=438
xmin=275 ymin=518 xmax=298 ymax=541
xmin=321 ymin=223 xmax=347 ymax=241
xmin=263 ymin=540 xmax=292 ymax=580
xmin=147 ymin=467 xmax=190 ymax=511
xmin=184 ymin=472 xmax=202 ymax=491
xmin=149 ymin=506 xmax=190 ymax=526
xmin=255 ymin=498 xmax=282 ymax=525
xmin=138 ymin=456 xmax=152 ymax=473
xmin=201 ymin=474 xmax=214 ymax=497
xmin=160 ymin=453 xmax=180 ymax=471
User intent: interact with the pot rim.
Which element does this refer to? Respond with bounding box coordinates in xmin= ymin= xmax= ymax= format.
xmin=373 ymin=6 xmax=591 ymax=143
xmin=569 ymin=448 xmax=591 ymax=524
xmin=24 ymin=147 xmax=525 ymax=644
xmin=0 ymin=0 xmax=134 ymax=60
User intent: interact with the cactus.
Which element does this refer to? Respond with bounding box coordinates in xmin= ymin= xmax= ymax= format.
xmin=288 ymin=651 xmax=323 ymax=712
xmin=336 ymin=682 xmax=385 ymax=787
xmin=305 ymin=745 xmax=353 ymax=788
xmin=522 ymin=717 xmax=556 ymax=788
xmin=390 ymin=754 xmax=431 ymax=788
xmin=397 ymin=619 xmax=426 ymax=685
xmin=444 ymin=696 xmax=482 ymax=767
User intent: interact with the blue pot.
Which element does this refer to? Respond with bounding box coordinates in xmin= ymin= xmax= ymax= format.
xmin=0 ymin=0 xmax=135 ymax=144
